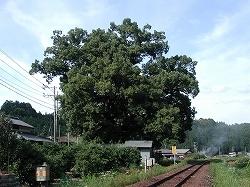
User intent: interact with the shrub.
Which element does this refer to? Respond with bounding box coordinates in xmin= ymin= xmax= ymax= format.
xmin=158 ymin=158 xmax=180 ymax=166
xmin=235 ymin=157 xmax=250 ymax=169
xmin=188 ymin=153 xmax=206 ymax=160
xmin=9 ymin=140 xmax=44 ymax=186
xmin=35 ymin=143 xmax=78 ymax=180
xmin=74 ymin=143 xmax=141 ymax=176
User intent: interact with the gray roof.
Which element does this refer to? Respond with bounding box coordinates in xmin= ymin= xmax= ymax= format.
xmin=155 ymin=148 xmax=191 ymax=154
xmin=124 ymin=140 xmax=153 ymax=148
xmin=176 ymin=149 xmax=191 ymax=154
xmin=155 ymin=149 xmax=172 ymax=154
xmin=16 ymin=133 xmax=53 ymax=143
xmin=10 ymin=118 xmax=34 ymax=129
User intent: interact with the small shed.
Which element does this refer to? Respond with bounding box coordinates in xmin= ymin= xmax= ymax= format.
xmin=124 ymin=140 xmax=153 ymax=161
xmin=155 ymin=148 xmax=191 ymax=158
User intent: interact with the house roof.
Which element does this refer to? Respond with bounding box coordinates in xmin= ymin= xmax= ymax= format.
xmin=155 ymin=149 xmax=172 ymax=154
xmin=155 ymin=148 xmax=191 ymax=154
xmin=10 ymin=118 xmax=34 ymax=129
xmin=124 ymin=140 xmax=153 ymax=148
xmin=176 ymin=149 xmax=191 ymax=154
xmin=16 ymin=133 xmax=53 ymax=143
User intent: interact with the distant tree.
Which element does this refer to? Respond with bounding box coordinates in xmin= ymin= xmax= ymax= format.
xmin=180 ymin=119 xmax=250 ymax=154
xmin=0 ymin=100 xmax=67 ymax=136
xmin=0 ymin=113 xmax=16 ymax=172
xmin=1 ymin=100 xmax=36 ymax=117
xmin=30 ymin=18 xmax=199 ymax=146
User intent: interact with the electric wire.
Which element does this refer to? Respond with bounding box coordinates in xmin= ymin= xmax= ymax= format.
xmin=0 ymin=58 xmax=51 ymax=94
xmin=0 ymin=73 xmax=42 ymax=96
xmin=0 ymin=78 xmax=53 ymax=108
xmin=0 ymin=65 xmax=43 ymax=94
xmin=0 ymin=81 xmax=53 ymax=110
xmin=0 ymin=49 xmax=53 ymax=93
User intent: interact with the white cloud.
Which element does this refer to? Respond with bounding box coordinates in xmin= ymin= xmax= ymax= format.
xmin=198 ymin=17 xmax=231 ymax=43
xmin=5 ymin=0 xmax=113 ymax=48
xmin=5 ymin=0 xmax=82 ymax=48
xmin=192 ymin=3 xmax=250 ymax=124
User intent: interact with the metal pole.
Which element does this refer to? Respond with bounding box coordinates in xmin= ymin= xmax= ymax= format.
xmin=67 ymin=132 xmax=70 ymax=146
xmin=53 ymin=86 xmax=56 ymax=142
xmin=57 ymin=91 xmax=60 ymax=141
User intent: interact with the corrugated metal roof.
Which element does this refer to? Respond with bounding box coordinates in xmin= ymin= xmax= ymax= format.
xmin=10 ymin=118 xmax=34 ymax=129
xmin=155 ymin=149 xmax=172 ymax=154
xmin=176 ymin=149 xmax=191 ymax=154
xmin=16 ymin=133 xmax=53 ymax=143
xmin=155 ymin=148 xmax=191 ymax=154
xmin=124 ymin=140 xmax=153 ymax=148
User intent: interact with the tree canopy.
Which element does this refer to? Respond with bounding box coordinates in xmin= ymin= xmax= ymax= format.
xmin=30 ymin=18 xmax=199 ymax=146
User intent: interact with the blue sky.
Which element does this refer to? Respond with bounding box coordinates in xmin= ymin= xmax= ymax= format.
xmin=0 ymin=0 xmax=250 ymax=124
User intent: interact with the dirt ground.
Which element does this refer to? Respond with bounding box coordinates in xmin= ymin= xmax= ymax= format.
xmin=182 ymin=164 xmax=212 ymax=187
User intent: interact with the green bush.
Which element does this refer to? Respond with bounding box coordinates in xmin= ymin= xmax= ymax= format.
xmin=35 ymin=143 xmax=78 ymax=180
xmin=9 ymin=140 xmax=44 ymax=186
xmin=188 ymin=153 xmax=206 ymax=160
xmin=235 ymin=157 xmax=250 ymax=169
xmin=158 ymin=158 xmax=180 ymax=166
xmin=74 ymin=143 xmax=141 ymax=175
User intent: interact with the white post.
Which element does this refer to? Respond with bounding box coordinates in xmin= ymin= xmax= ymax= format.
xmin=144 ymin=156 xmax=147 ymax=173
xmin=174 ymin=154 xmax=176 ymax=165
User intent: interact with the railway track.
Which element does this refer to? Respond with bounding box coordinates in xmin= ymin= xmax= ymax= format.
xmin=129 ymin=161 xmax=208 ymax=187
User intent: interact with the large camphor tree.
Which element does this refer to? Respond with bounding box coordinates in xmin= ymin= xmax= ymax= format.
xmin=30 ymin=18 xmax=199 ymax=147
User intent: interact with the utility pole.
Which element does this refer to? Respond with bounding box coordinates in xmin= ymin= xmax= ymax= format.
xmin=57 ymin=91 xmax=60 ymax=141
xmin=53 ymin=86 xmax=56 ymax=142
xmin=44 ymin=86 xmax=58 ymax=142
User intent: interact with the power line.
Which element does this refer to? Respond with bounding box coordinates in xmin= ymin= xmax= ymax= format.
xmin=0 ymin=69 xmax=43 ymax=96
xmin=0 ymin=65 xmax=43 ymax=95
xmin=0 ymin=57 xmax=53 ymax=95
xmin=0 ymin=49 xmax=53 ymax=93
xmin=0 ymin=81 xmax=54 ymax=110
xmin=0 ymin=78 xmax=53 ymax=108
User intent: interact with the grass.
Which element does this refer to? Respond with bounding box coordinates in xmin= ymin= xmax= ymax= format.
xmin=210 ymin=159 xmax=250 ymax=187
xmin=55 ymin=162 xmax=186 ymax=187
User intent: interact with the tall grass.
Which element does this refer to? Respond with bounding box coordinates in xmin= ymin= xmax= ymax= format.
xmin=55 ymin=162 xmax=186 ymax=187
xmin=210 ymin=161 xmax=250 ymax=187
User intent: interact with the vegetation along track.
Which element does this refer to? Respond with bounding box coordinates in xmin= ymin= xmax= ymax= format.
xmin=129 ymin=161 xmax=209 ymax=187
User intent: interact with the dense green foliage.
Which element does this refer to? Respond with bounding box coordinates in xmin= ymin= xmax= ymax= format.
xmin=0 ymin=100 xmax=66 ymax=136
xmin=35 ymin=143 xmax=77 ymax=180
xmin=0 ymin=113 xmax=141 ymax=185
xmin=30 ymin=18 xmax=199 ymax=146
xmin=181 ymin=118 xmax=250 ymax=154
xmin=0 ymin=113 xmax=17 ymax=172
xmin=75 ymin=143 xmax=141 ymax=175
xmin=0 ymin=114 xmax=44 ymax=185
xmin=9 ymin=141 xmax=44 ymax=186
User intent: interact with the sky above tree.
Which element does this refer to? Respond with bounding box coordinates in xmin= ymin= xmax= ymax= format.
xmin=0 ymin=0 xmax=250 ymax=124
